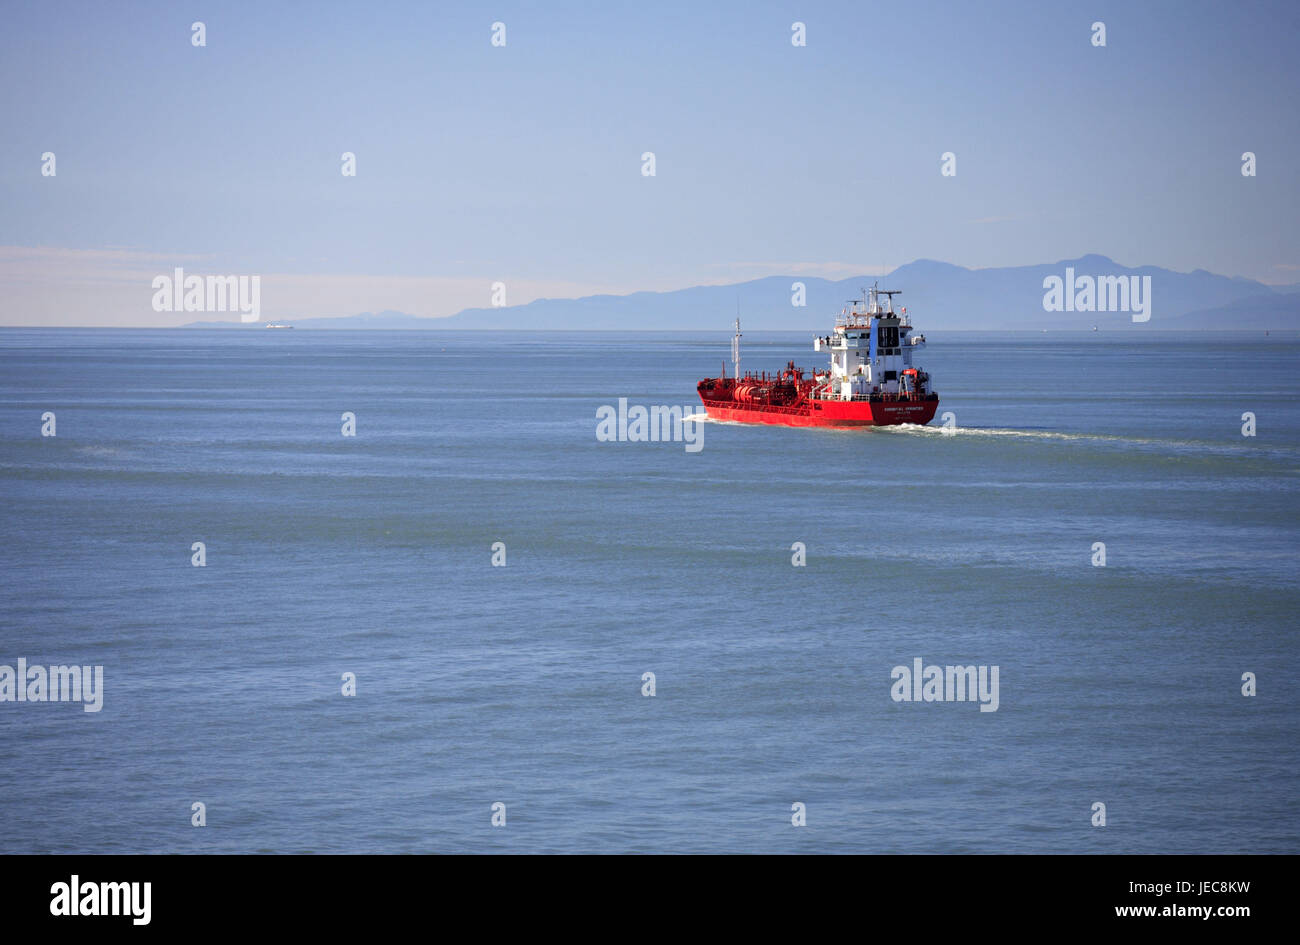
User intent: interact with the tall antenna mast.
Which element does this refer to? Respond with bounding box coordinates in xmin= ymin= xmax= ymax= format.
xmin=732 ymin=317 xmax=742 ymax=380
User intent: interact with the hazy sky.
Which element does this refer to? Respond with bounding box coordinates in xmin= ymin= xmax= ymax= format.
xmin=2 ymin=0 xmax=1297 ymax=325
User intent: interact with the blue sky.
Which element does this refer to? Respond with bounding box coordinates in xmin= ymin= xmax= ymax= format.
xmin=2 ymin=0 xmax=1297 ymax=325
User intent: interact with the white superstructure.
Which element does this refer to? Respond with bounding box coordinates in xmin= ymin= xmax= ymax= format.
xmin=812 ymin=284 xmax=927 ymax=401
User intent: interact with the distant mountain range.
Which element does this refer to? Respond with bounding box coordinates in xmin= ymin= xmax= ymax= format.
xmin=182 ymin=255 xmax=1300 ymax=331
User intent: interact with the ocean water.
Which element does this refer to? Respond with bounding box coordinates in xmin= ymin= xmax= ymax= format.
xmin=0 ymin=328 xmax=1297 ymax=854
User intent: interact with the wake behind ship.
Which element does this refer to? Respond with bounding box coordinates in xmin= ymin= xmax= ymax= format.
xmin=697 ymin=284 xmax=939 ymax=427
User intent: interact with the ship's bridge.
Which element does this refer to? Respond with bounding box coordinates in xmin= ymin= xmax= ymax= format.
xmin=811 ymin=284 xmax=926 ymax=401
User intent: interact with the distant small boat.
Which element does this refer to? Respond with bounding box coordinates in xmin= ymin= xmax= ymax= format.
xmin=1092 ymin=325 xmax=1098 ymax=331
xmin=264 ymin=322 xmax=294 ymax=329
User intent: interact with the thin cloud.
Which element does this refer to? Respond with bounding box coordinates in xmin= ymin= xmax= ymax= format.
xmin=0 ymin=245 xmax=632 ymax=326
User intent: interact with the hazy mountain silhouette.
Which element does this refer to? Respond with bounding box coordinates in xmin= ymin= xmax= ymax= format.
xmin=182 ymin=257 xmax=1300 ymax=330
xmin=436 ymin=255 xmax=1293 ymax=330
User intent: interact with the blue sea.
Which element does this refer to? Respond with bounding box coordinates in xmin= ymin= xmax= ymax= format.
xmin=1 ymin=328 xmax=1297 ymax=854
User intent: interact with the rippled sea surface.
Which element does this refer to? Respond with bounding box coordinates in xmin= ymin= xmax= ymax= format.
xmin=1 ymin=328 xmax=1297 ymax=853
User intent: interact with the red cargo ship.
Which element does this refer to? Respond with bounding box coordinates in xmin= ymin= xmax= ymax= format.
xmin=697 ymin=284 xmax=939 ymax=427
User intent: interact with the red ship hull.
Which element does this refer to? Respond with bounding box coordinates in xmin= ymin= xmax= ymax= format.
xmin=699 ymin=292 xmax=938 ymax=427
xmin=699 ymin=393 xmax=939 ymax=427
